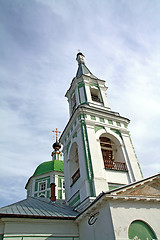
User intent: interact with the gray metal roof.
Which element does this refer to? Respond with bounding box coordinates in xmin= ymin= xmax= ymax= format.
xmin=76 ymin=63 xmax=98 ymax=79
xmin=0 ymin=197 xmax=78 ymax=219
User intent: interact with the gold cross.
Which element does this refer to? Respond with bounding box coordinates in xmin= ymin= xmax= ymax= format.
xmin=52 ymin=128 xmax=61 ymax=140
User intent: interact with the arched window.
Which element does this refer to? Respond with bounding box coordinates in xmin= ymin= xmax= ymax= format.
xmin=100 ymin=137 xmax=114 ymax=169
xmin=69 ymin=143 xmax=80 ymax=185
xmin=100 ymin=136 xmax=127 ymax=171
xmin=90 ymin=86 xmax=102 ymax=103
xmin=128 ymin=220 xmax=157 ymax=240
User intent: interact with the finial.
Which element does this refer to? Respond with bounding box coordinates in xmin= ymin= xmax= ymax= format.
xmin=52 ymin=128 xmax=61 ymax=141
xmin=51 ymin=128 xmax=62 ymax=157
xmin=76 ymin=51 xmax=85 ymax=65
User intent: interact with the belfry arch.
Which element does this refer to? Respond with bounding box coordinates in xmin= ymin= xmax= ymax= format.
xmin=99 ymin=133 xmax=127 ymax=171
xmin=68 ymin=142 xmax=80 ymax=185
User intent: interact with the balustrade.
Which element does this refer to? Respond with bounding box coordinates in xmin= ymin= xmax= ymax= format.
xmin=72 ymin=168 xmax=80 ymax=184
xmin=103 ymin=157 xmax=127 ymax=171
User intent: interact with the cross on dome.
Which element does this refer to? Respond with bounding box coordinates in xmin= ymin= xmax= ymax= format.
xmin=52 ymin=128 xmax=61 ymax=141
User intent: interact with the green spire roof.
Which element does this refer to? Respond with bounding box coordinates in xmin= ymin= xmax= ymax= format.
xmin=76 ymin=63 xmax=98 ymax=79
xmin=76 ymin=52 xmax=97 ymax=79
xmin=33 ymin=160 xmax=64 ymax=177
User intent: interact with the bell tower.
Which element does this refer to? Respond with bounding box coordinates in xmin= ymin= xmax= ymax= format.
xmin=60 ymin=52 xmax=143 ymax=210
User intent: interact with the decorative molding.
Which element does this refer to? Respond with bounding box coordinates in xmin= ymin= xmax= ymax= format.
xmin=81 ymin=120 xmax=94 ymax=197
xmin=94 ymin=125 xmax=105 ymax=133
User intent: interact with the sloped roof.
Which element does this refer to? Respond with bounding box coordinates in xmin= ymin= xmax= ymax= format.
xmin=76 ymin=62 xmax=98 ymax=79
xmin=109 ymin=173 xmax=160 ymax=197
xmin=0 ymin=197 xmax=78 ymax=219
xmin=33 ymin=160 xmax=64 ymax=177
xmin=76 ymin=173 xmax=160 ymax=220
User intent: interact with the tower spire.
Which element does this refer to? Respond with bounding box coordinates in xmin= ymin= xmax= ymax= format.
xmin=75 ymin=51 xmax=97 ymax=79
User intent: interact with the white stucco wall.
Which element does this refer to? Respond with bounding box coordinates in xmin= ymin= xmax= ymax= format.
xmin=78 ymin=198 xmax=160 ymax=240
xmin=122 ymin=133 xmax=143 ymax=181
xmin=1 ymin=218 xmax=79 ymax=240
xmin=78 ymin=202 xmax=115 ymax=240
xmin=110 ymin=200 xmax=160 ymax=240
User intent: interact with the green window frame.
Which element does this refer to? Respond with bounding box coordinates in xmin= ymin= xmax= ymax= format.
xmin=108 ymin=120 xmax=113 ymax=124
xmin=90 ymin=115 xmax=96 ymax=120
xmin=116 ymin=122 xmax=121 ymax=126
xmin=99 ymin=118 xmax=105 ymax=122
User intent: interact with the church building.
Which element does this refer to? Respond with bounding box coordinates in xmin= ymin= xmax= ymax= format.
xmin=0 ymin=52 xmax=159 ymax=240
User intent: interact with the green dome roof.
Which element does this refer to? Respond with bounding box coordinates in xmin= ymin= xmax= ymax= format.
xmin=33 ymin=160 xmax=64 ymax=177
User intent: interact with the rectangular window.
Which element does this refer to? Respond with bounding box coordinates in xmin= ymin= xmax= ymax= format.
xmin=35 ymin=182 xmax=38 ymax=191
xmin=47 ymin=191 xmax=50 ymax=198
xmin=99 ymin=118 xmax=105 ymax=122
xmin=58 ymin=190 xmax=62 ymax=199
xmin=91 ymin=115 xmax=96 ymax=120
xmin=58 ymin=178 xmax=62 ymax=187
xmin=39 ymin=182 xmax=46 ymax=191
xmin=108 ymin=120 xmax=113 ymax=124
xmin=116 ymin=122 xmax=121 ymax=126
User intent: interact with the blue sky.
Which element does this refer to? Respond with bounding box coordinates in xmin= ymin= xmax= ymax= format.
xmin=0 ymin=0 xmax=160 ymax=207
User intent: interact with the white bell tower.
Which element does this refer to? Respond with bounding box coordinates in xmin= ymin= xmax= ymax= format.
xmin=60 ymin=52 xmax=143 ymax=209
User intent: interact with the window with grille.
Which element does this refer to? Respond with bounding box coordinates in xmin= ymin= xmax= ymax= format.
xmin=39 ymin=182 xmax=46 ymax=191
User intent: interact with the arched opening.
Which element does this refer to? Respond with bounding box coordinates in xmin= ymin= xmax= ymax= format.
xmin=39 ymin=194 xmax=45 ymax=198
xmin=100 ymin=136 xmax=127 ymax=171
xmin=90 ymin=86 xmax=102 ymax=103
xmin=100 ymin=136 xmax=114 ymax=168
xmin=69 ymin=142 xmax=80 ymax=185
xmin=128 ymin=220 xmax=157 ymax=240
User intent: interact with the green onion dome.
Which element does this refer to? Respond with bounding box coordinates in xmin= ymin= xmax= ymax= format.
xmin=33 ymin=160 xmax=64 ymax=177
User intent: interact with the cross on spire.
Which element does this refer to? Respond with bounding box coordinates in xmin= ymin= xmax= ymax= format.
xmin=52 ymin=128 xmax=61 ymax=141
